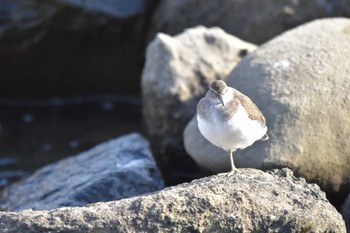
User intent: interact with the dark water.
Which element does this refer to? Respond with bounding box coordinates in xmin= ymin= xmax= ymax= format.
xmin=0 ymin=95 xmax=143 ymax=189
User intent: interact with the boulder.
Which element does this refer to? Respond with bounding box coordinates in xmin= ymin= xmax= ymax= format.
xmin=149 ymin=0 xmax=350 ymax=44
xmin=341 ymin=194 xmax=350 ymax=232
xmin=141 ymin=26 xmax=256 ymax=183
xmin=0 ymin=168 xmax=345 ymax=233
xmin=0 ymin=0 xmax=156 ymax=97
xmin=184 ymin=18 xmax=350 ymax=194
xmin=0 ymin=133 xmax=164 ymax=211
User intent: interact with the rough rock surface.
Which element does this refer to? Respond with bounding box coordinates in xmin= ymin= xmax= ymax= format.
xmin=0 ymin=133 xmax=164 ymax=211
xmin=341 ymin=193 xmax=350 ymax=232
xmin=142 ymin=26 xmax=256 ymax=183
xmin=0 ymin=168 xmax=345 ymax=233
xmin=184 ymin=18 xmax=350 ymax=194
xmin=0 ymin=0 xmax=156 ymax=97
xmin=149 ymin=0 xmax=350 ymax=44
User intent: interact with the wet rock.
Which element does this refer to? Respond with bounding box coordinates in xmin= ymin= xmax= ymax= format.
xmin=184 ymin=18 xmax=350 ymax=194
xmin=142 ymin=26 xmax=256 ymax=183
xmin=0 ymin=0 xmax=156 ymax=97
xmin=0 ymin=133 xmax=164 ymax=211
xmin=0 ymin=168 xmax=345 ymax=232
xmin=149 ymin=0 xmax=350 ymax=44
xmin=341 ymin=194 xmax=350 ymax=232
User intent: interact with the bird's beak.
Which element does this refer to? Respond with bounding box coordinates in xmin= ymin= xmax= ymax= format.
xmin=217 ymin=95 xmax=225 ymax=106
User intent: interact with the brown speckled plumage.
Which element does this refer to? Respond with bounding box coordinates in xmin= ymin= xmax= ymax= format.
xmin=236 ymin=92 xmax=266 ymax=126
xmin=210 ymin=80 xmax=227 ymax=95
xmin=200 ymin=80 xmax=266 ymax=126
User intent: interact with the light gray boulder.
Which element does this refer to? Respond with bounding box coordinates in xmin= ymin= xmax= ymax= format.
xmin=0 ymin=168 xmax=345 ymax=233
xmin=184 ymin=18 xmax=350 ymax=194
xmin=341 ymin=194 xmax=350 ymax=232
xmin=142 ymin=26 xmax=256 ymax=182
xmin=0 ymin=133 xmax=164 ymax=211
xmin=149 ymin=0 xmax=350 ymax=44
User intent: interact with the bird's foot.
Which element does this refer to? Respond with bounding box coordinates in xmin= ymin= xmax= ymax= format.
xmin=217 ymin=168 xmax=239 ymax=176
xmin=217 ymin=172 xmax=227 ymax=176
xmin=227 ymin=168 xmax=239 ymax=176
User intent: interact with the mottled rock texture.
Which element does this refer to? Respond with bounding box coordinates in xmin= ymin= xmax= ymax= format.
xmin=142 ymin=26 xmax=256 ymax=183
xmin=184 ymin=18 xmax=350 ymax=194
xmin=0 ymin=169 xmax=345 ymax=233
xmin=0 ymin=133 xmax=164 ymax=211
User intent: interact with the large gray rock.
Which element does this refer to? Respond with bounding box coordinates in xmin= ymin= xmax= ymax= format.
xmin=341 ymin=194 xmax=350 ymax=232
xmin=149 ymin=0 xmax=350 ymax=44
xmin=0 ymin=133 xmax=164 ymax=211
xmin=142 ymin=26 xmax=256 ymax=183
xmin=184 ymin=18 xmax=350 ymax=194
xmin=0 ymin=0 xmax=155 ymax=97
xmin=0 ymin=168 xmax=345 ymax=233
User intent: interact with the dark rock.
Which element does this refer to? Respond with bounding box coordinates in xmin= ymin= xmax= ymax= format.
xmin=0 ymin=133 xmax=164 ymax=211
xmin=184 ymin=18 xmax=350 ymax=195
xmin=59 ymin=0 xmax=147 ymax=18
xmin=149 ymin=0 xmax=350 ymax=44
xmin=0 ymin=168 xmax=345 ymax=232
xmin=0 ymin=0 xmax=157 ymax=97
xmin=341 ymin=193 xmax=350 ymax=232
xmin=141 ymin=26 xmax=256 ymax=184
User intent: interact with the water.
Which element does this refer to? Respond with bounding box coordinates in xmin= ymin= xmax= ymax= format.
xmin=0 ymin=95 xmax=143 ymax=189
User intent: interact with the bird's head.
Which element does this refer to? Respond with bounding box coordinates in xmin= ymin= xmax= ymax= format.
xmin=209 ymin=80 xmax=228 ymax=106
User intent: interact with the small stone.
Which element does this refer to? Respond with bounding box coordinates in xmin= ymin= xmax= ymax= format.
xmin=22 ymin=114 xmax=34 ymax=123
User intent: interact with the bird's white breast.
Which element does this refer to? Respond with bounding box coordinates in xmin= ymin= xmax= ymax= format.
xmin=197 ymin=103 xmax=267 ymax=152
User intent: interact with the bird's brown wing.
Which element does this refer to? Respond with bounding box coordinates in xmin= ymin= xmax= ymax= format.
xmin=236 ymin=92 xmax=266 ymax=126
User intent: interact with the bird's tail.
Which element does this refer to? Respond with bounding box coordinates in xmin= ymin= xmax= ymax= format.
xmin=261 ymin=134 xmax=269 ymax=141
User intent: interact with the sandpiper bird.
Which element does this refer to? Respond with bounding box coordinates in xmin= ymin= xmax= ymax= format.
xmin=197 ymin=80 xmax=268 ymax=174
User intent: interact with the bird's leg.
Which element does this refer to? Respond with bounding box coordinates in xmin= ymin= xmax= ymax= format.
xmin=217 ymin=150 xmax=239 ymax=176
xmin=227 ymin=150 xmax=238 ymax=176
